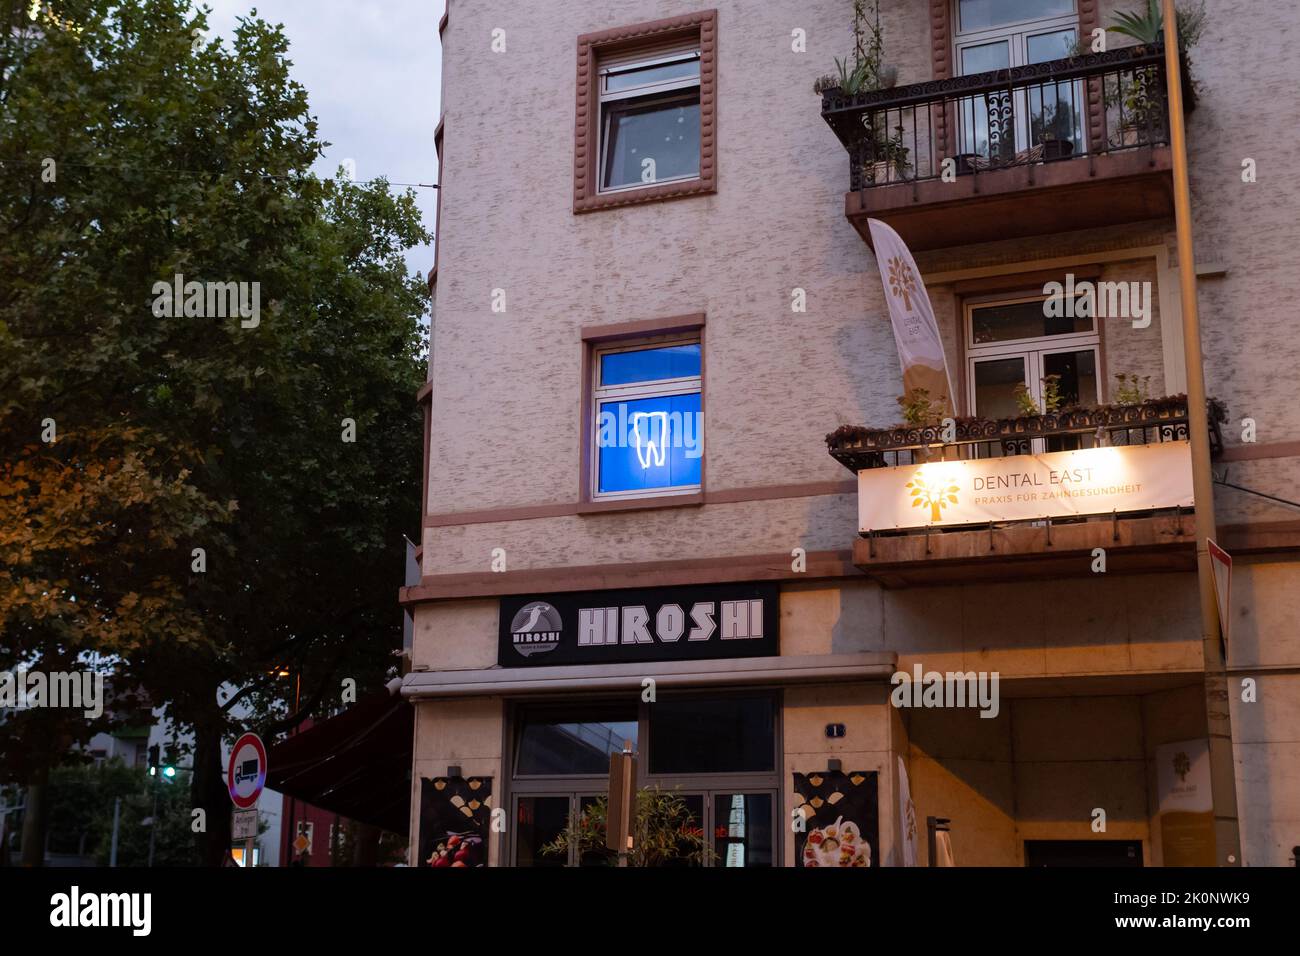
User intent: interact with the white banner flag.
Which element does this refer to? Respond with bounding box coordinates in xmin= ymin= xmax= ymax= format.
xmin=868 ymin=218 xmax=956 ymax=417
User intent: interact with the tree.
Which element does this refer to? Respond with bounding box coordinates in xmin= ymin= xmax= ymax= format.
xmin=0 ymin=0 xmax=429 ymax=863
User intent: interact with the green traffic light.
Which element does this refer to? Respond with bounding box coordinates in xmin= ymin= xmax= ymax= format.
xmin=163 ymin=766 xmax=176 ymax=778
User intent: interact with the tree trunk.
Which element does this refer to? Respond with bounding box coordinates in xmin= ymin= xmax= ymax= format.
xmin=190 ymin=708 xmax=232 ymax=866
xmin=19 ymin=767 xmax=49 ymax=867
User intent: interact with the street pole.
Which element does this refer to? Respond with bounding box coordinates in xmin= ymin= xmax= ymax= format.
xmin=147 ymin=779 xmax=159 ymax=868
xmin=1162 ymin=0 xmax=1242 ymax=866
xmin=109 ymin=797 xmax=121 ymax=868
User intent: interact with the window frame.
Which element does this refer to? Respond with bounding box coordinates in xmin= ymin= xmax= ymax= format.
xmin=589 ymin=335 xmax=703 ymax=502
xmin=964 ymin=290 xmax=1104 ymax=425
xmin=573 ymin=10 xmax=718 ymax=214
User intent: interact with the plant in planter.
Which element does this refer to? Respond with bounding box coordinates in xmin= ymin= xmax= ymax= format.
xmin=1030 ymin=101 xmax=1079 ymax=161
xmin=1113 ymin=372 xmax=1153 ymax=406
xmin=539 ymin=787 xmax=710 ymax=867
xmin=864 ymin=122 xmax=911 ymax=183
xmin=1040 ymin=374 xmax=1065 ymax=413
xmin=1013 ymin=381 xmax=1040 ymax=417
xmin=896 ymin=387 xmax=945 ymax=428
xmin=815 ymin=0 xmax=889 ymax=96
xmin=1105 ymin=0 xmax=1206 ymax=145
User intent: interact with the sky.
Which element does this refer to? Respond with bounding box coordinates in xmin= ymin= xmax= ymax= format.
xmin=203 ymin=0 xmax=446 ymax=278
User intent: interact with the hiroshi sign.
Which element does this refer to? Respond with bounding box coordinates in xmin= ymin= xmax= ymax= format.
xmin=498 ymin=583 xmax=779 ymax=667
xmin=858 ymin=441 xmax=1193 ymax=531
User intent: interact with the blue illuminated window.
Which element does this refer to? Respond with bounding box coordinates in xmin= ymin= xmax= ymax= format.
xmin=592 ymin=340 xmax=703 ymax=498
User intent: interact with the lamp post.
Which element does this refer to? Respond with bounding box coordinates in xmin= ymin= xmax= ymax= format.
xmin=1161 ymin=0 xmax=1242 ymax=866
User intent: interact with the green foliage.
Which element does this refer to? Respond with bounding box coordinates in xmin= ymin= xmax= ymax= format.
xmin=0 ymin=0 xmax=430 ymax=860
xmin=897 ymin=387 xmax=944 ymax=427
xmin=1013 ymin=382 xmax=1041 ymax=417
xmin=44 ymin=760 xmax=196 ymax=866
xmin=1113 ymin=372 xmax=1152 ymax=406
xmin=539 ymin=787 xmax=710 ymax=867
xmin=1040 ymin=374 xmax=1064 ymax=413
xmin=1108 ymin=0 xmax=1206 ymax=48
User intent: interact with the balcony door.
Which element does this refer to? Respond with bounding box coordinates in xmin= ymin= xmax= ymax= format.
xmin=953 ymin=0 xmax=1084 ymax=162
xmin=965 ymin=292 xmax=1101 ymax=452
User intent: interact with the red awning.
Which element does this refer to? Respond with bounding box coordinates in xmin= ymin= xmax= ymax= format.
xmin=267 ymin=685 xmax=413 ymax=836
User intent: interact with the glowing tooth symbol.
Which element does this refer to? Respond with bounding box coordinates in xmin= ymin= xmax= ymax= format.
xmin=631 ymin=411 xmax=669 ymax=470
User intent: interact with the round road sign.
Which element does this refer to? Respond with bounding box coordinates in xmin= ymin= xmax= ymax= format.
xmin=227 ymin=732 xmax=268 ymax=809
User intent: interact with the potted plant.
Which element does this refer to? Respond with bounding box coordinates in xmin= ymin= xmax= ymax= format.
xmin=864 ymin=122 xmax=911 ymax=183
xmin=1105 ymin=0 xmax=1206 ymax=145
xmin=814 ymin=0 xmax=886 ymax=97
xmin=1031 ymin=101 xmax=1077 ymax=161
xmin=1113 ymin=372 xmax=1152 ymax=406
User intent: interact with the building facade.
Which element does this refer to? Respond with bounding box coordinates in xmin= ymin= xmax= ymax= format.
xmin=402 ymin=0 xmax=1300 ymax=867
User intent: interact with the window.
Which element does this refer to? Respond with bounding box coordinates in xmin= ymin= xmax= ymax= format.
xmin=600 ymin=50 xmax=701 ymax=191
xmin=507 ymin=693 xmax=779 ymax=867
xmin=953 ymin=0 xmax=1083 ymax=160
xmin=965 ymin=291 xmax=1101 ymax=447
xmin=591 ymin=338 xmax=702 ymax=499
xmin=574 ymin=10 xmax=718 ymax=213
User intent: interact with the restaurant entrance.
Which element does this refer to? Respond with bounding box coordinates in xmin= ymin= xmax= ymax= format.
xmin=506 ymin=692 xmax=780 ymax=867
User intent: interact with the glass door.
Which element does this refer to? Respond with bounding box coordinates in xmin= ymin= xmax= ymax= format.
xmin=953 ymin=0 xmax=1082 ymax=163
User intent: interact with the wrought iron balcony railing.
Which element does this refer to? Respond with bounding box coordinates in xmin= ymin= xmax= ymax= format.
xmin=826 ymin=396 xmax=1190 ymax=473
xmin=820 ymin=45 xmax=1172 ymax=193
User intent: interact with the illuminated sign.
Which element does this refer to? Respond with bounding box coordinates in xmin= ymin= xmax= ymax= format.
xmin=858 ymin=441 xmax=1193 ymax=531
xmin=498 ymin=583 xmax=780 ymax=667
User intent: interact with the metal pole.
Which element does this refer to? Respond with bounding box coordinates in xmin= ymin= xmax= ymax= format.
xmin=147 ymin=781 xmax=159 ymax=867
xmin=1162 ymin=0 xmax=1241 ymax=866
xmin=109 ymin=797 xmax=121 ymax=868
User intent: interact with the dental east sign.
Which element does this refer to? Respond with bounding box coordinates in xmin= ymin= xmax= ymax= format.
xmin=858 ymin=441 xmax=1193 ymax=531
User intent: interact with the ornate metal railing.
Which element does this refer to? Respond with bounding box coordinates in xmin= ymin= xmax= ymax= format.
xmin=820 ymin=45 xmax=1171 ymax=192
xmin=827 ymin=396 xmax=1190 ymax=473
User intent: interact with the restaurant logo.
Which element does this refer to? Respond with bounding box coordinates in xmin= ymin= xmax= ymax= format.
xmin=1173 ymin=750 xmax=1191 ymax=782
xmin=509 ymin=601 xmax=562 ymax=657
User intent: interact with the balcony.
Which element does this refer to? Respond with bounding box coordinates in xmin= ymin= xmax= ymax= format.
xmin=820 ymin=45 xmax=1176 ymax=252
xmin=826 ymin=397 xmax=1197 ymax=587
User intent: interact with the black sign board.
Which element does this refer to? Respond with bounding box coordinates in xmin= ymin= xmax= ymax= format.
xmin=498 ymin=582 xmax=780 ymax=667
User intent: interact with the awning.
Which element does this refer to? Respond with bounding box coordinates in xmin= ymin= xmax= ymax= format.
xmin=267 ymin=681 xmax=413 ymax=836
xmin=402 ymin=653 xmax=897 ymax=699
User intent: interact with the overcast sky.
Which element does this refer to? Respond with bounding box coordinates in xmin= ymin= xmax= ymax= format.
xmin=203 ymin=0 xmax=445 ymax=279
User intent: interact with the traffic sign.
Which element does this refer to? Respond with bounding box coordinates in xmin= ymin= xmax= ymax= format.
xmin=227 ymin=732 xmax=268 ymax=809
xmin=1208 ymin=539 xmax=1232 ymax=653
xmin=231 ymin=810 xmax=258 ymax=841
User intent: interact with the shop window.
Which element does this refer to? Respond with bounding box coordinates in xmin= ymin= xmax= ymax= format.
xmin=648 ymin=694 xmax=775 ymax=775
xmin=514 ymin=704 xmax=638 ymax=776
xmin=592 ymin=338 xmax=702 ymax=499
xmin=507 ymin=693 xmax=778 ymax=866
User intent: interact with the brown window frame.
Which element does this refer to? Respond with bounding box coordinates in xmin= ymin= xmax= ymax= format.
xmin=573 ymin=9 xmax=718 ymax=214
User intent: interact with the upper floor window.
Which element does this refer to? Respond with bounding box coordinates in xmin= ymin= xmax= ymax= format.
xmin=574 ymin=10 xmax=718 ymax=213
xmin=592 ymin=338 xmax=702 ymax=499
xmin=600 ymin=49 xmax=701 ymax=191
xmin=957 ymin=0 xmax=1075 ymax=35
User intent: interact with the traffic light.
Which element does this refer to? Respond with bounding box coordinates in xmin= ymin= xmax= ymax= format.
xmin=147 ymin=744 xmax=160 ymax=776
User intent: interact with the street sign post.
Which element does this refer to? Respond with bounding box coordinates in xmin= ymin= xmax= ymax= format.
xmin=231 ymin=810 xmax=258 ymax=842
xmin=226 ymin=733 xmax=267 ymax=867
xmin=1208 ymin=539 xmax=1232 ymax=656
xmin=605 ymin=740 xmax=637 ymax=867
